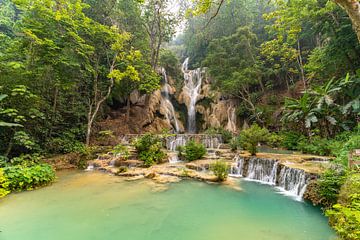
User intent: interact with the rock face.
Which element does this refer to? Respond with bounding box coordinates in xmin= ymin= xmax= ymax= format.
xmin=94 ymin=60 xmax=239 ymax=139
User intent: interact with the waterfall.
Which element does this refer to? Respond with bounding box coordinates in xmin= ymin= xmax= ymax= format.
xmin=246 ymin=158 xmax=279 ymax=185
xmin=182 ymin=58 xmax=202 ymax=133
xmin=161 ymin=68 xmax=180 ymax=133
xmin=166 ymin=135 xmax=188 ymax=151
xmin=229 ymin=155 xmax=244 ymax=177
xmin=277 ymin=166 xmax=309 ymax=200
xmin=165 ymin=134 xmax=223 ymax=151
xmin=168 ymin=152 xmax=181 ymax=164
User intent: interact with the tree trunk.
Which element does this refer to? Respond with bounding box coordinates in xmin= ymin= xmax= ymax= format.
xmin=334 ymin=0 xmax=360 ymax=42
xmin=85 ymin=56 xmax=117 ymax=146
xmin=297 ymin=40 xmax=307 ymax=90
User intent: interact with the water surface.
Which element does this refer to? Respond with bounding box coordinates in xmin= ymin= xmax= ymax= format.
xmin=0 ymin=171 xmax=336 ymax=240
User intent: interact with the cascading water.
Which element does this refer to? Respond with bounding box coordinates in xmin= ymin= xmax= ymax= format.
xmin=165 ymin=135 xmax=223 ymax=151
xmin=182 ymin=58 xmax=202 ymax=133
xmin=227 ymin=156 xmax=310 ymax=200
xmin=229 ymin=155 xmax=244 ymax=177
xmin=277 ymin=166 xmax=309 ymax=200
xmin=246 ymin=158 xmax=279 ymax=185
xmin=161 ymin=68 xmax=180 ymax=133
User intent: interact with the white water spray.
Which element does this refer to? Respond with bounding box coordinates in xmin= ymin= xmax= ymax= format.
xmin=161 ymin=68 xmax=180 ymax=133
xmin=182 ymin=58 xmax=203 ymax=133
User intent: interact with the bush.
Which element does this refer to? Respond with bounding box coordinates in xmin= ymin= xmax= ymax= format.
xmin=133 ymin=134 xmax=166 ymax=167
xmin=267 ymin=133 xmax=284 ymax=148
xmin=239 ymin=124 xmax=270 ymax=155
xmin=229 ymin=137 xmax=241 ymax=151
xmin=326 ymin=194 xmax=360 ymax=240
xmin=3 ymin=163 xmax=55 ymax=191
xmin=111 ymin=144 xmax=129 ymax=159
xmin=297 ymin=136 xmax=333 ymax=156
xmin=46 ymin=132 xmax=86 ymax=154
xmin=279 ymin=131 xmax=305 ymax=150
xmin=0 ymin=169 xmax=10 ymax=198
xmin=210 ymin=160 xmax=229 ymax=181
xmin=139 ymin=143 xmax=166 ymax=167
xmin=181 ymin=140 xmax=206 ymax=161
xmin=317 ymin=165 xmax=347 ymax=207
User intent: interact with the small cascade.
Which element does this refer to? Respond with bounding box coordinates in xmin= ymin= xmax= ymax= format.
xmin=229 ymin=155 xmax=244 ymax=177
xmin=161 ymin=68 xmax=180 ymax=132
xmin=165 ymin=135 xmax=223 ymax=151
xmin=168 ymin=152 xmax=181 ymax=164
xmin=85 ymin=163 xmax=94 ymax=171
xmin=166 ymin=135 xmax=188 ymax=151
xmin=202 ymin=135 xmax=222 ymax=149
xmin=182 ymin=58 xmax=203 ymax=133
xmin=277 ymin=166 xmax=309 ymax=200
xmin=246 ymin=158 xmax=278 ymax=185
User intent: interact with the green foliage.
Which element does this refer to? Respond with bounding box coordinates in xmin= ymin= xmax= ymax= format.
xmin=296 ymin=136 xmax=333 ymax=156
xmin=279 ymin=131 xmax=305 ymax=150
xmin=267 ymin=133 xmax=284 ymax=148
xmin=239 ymin=124 xmax=270 ymax=155
xmin=229 ymin=137 xmax=241 ymax=151
xmin=111 ymin=144 xmax=129 ymax=160
xmin=326 ymin=194 xmax=360 ymax=240
xmin=3 ymin=163 xmax=55 ymax=191
xmin=205 ymin=127 xmax=233 ymax=143
xmin=210 ymin=160 xmax=229 ymax=181
xmin=317 ymin=165 xmax=347 ymax=208
xmin=325 ymin=173 xmax=360 ymax=239
xmin=133 ymin=134 xmax=166 ymax=167
xmin=180 ymin=140 xmax=206 ymax=162
xmin=45 ymin=129 xmax=86 ymax=154
xmin=0 ymin=168 xmax=10 ymax=198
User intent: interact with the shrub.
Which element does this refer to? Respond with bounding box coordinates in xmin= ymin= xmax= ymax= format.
xmin=267 ymin=133 xmax=284 ymax=148
xmin=326 ymin=194 xmax=360 ymax=240
xmin=3 ymin=163 xmax=55 ymax=191
xmin=9 ymin=154 xmax=42 ymax=166
xmin=133 ymin=134 xmax=166 ymax=167
xmin=229 ymin=137 xmax=240 ymax=151
xmin=139 ymin=143 xmax=166 ymax=167
xmin=0 ymin=169 xmax=10 ymax=198
xmin=239 ymin=124 xmax=270 ymax=155
xmin=297 ymin=136 xmax=332 ymax=156
xmin=45 ymin=128 xmax=86 ymax=154
xmin=279 ymin=131 xmax=305 ymax=150
xmin=317 ymin=165 xmax=347 ymax=207
xmin=181 ymin=140 xmax=206 ymax=161
xmin=111 ymin=144 xmax=129 ymax=159
xmin=211 ymin=160 xmax=229 ymax=181
xmin=133 ymin=133 xmax=162 ymax=152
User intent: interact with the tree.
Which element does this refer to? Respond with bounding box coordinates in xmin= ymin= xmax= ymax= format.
xmin=142 ymin=0 xmax=178 ymax=69
xmin=210 ymin=160 xmax=229 ymax=181
xmin=192 ymin=0 xmax=360 ymax=43
xmin=204 ymin=27 xmax=265 ymax=123
xmin=239 ymin=124 xmax=270 ymax=155
xmin=333 ymin=0 xmax=360 ymax=42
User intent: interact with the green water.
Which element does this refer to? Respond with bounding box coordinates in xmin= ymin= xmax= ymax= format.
xmin=0 ymin=171 xmax=336 ymax=240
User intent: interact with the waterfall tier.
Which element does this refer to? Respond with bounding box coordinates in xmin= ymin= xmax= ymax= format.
xmin=165 ymin=134 xmax=223 ymax=151
xmin=161 ymin=68 xmax=181 ymax=133
xmin=230 ymin=156 xmax=311 ymax=200
xmin=182 ymin=58 xmax=203 ymax=133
